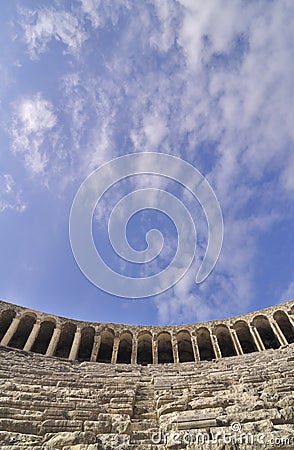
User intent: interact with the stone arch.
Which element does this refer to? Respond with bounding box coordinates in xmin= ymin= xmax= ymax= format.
xmin=55 ymin=322 xmax=77 ymax=358
xmin=253 ymin=315 xmax=280 ymax=349
xmin=197 ymin=327 xmax=215 ymax=361
xmin=233 ymin=320 xmax=257 ymax=353
xmin=158 ymin=332 xmax=174 ymax=363
xmin=273 ymin=310 xmax=294 ymax=344
xmin=215 ymin=325 xmax=237 ymax=357
xmin=20 ymin=311 xmax=37 ymax=320
xmin=177 ymin=330 xmax=194 ymax=362
xmin=31 ymin=320 xmax=56 ymax=354
xmin=42 ymin=315 xmax=58 ymax=324
xmin=8 ymin=313 xmax=36 ymax=350
xmin=97 ymin=329 xmax=114 ymax=363
xmin=137 ymin=331 xmax=153 ymax=365
xmin=0 ymin=308 xmax=16 ymax=342
xmin=78 ymin=326 xmax=95 ymax=362
xmin=117 ymin=331 xmax=132 ymax=364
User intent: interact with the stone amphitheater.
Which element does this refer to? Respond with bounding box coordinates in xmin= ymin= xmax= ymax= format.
xmin=0 ymin=298 xmax=293 ymax=449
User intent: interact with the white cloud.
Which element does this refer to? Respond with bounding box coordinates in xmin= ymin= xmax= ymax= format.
xmin=10 ymin=93 xmax=57 ymax=174
xmin=80 ymin=0 xmax=130 ymax=29
xmin=280 ymin=151 xmax=294 ymax=192
xmin=10 ymin=0 xmax=294 ymax=323
xmin=71 ymin=0 xmax=294 ymax=323
xmin=280 ymin=277 xmax=294 ymax=303
xmin=80 ymin=0 xmax=101 ymax=28
xmin=0 ymin=174 xmax=26 ymax=213
xmin=61 ymin=73 xmax=87 ymax=152
xmin=149 ymin=0 xmax=179 ymax=53
xmin=142 ymin=114 xmax=168 ymax=148
xmin=20 ymin=7 xmax=87 ymax=58
xmin=154 ymin=210 xmax=280 ymax=325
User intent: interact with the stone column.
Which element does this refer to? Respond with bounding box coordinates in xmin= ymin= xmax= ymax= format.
xmin=287 ymin=313 xmax=294 ymax=329
xmin=131 ymin=336 xmax=138 ymax=364
xmin=23 ymin=320 xmax=41 ymax=352
xmin=152 ymin=337 xmax=158 ymax=365
xmin=285 ymin=311 xmax=294 ymax=328
xmin=111 ymin=336 xmax=120 ymax=364
xmin=269 ymin=318 xmax=288 ymax=346
xmin=230 ymin=328 xmax=243 ymax=355
xmin=191 ymin=334 xmax=200 ymax=362
xmin=171 ymin=334 xmax=179 ymax=363
xmin=210 ymin=329 xmax=222 ymax=359
xmin=0 ymin=316 xmax=21 ymax=347
xmin=249 ymin=323 xmax=265 ymax=352
xmin=90 ymin=334 xmax=101 ymax=362
xmin=46 ymin=325 xmax=62 ymax=356
xmin=69 ymin=328 xmax=82 ymax=360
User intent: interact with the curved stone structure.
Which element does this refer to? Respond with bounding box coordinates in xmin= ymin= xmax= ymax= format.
xmin=0 ymin=299 xmax=293 ymax=365
xmin=0 ymin=299 xmax=293 ymax=449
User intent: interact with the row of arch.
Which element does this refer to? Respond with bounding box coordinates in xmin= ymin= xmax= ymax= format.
xmin=0 ymin=307 xmax=293 ymax=365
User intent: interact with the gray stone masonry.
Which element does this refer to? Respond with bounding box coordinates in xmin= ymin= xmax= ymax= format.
xmin=0 ymin=300 xmax=293 ymax=449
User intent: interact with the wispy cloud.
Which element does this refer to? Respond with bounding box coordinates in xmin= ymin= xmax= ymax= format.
xmin=69 ymin=0 xmax=294 ymax=323
xmin=0 ymin=174 xmax=26 ymax=213
xmin=280 ymin=277 xmax=294 ymax=304
xmin=6 ymin=0 xmax=294 ymax=323
xmin=10 ymin=93 xmax=57 ymax=174
xmin=19 ymin=7 xmax=87 ymax=59
xmin=79 ymin=0 xmax=130 ymax=29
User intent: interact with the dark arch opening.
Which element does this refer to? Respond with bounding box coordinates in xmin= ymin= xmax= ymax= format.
xmin=0 ymin=309 xmax=16 ymax=342
xmin=117 ymin=332 xmax=132 ymax=364
xmin=78 ymin=327 xmax=95 ymax=362
xmin=55 ymin=322 xmax=76 ymax=358
xmin=137 ymin=332 xmax=153 ymax=365
xmin=233 ymin=320 xmax=257 ymax=353
xmin=273 ymin=311 xmax=294 ymax=344
xmin=177 ymin=330 xmax=194 ymax=362
xmin=215 ymin=325 xmax=237 ymax=357
xmin=31 ymin=320 xmax=55 ymax=354
xmin=158 ymin=332 xmax=174 ymax=364
xmin=8 ymin=314 xmax=36 ymax=350
xmin=197 ymin=328 xmax=215 ymax=361
xmin=253 ymin=315 xmax=280 ymax=349
xmin=97 ymin=329 xmax=114 ymax=363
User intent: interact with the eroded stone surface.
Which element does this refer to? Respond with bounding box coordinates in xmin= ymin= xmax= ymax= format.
xmin=0 ymin=344 xmax=293 ymax=449
xmin=0 ymin=298 xmax=293 ymax=448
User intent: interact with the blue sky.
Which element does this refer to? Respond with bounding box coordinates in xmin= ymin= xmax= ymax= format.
xmin=0 ymin=0 xmax=293 ymax=326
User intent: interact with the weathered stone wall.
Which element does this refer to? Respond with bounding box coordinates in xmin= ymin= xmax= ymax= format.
xmin=0 ymin=300 xmax=294 ymax=449
xmin=0 ymin=343 xmax=293 ymax=449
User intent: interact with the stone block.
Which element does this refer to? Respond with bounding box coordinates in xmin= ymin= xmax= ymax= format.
xmin=40 ymin=420 xmax=83 ymax=434
xmin=0 ymin=419 xmax=39 ymax=435
xmin=43 ymin=431 xmax=97 ymax=447
xmin=84 ymin=419 xmax=112 ymax=434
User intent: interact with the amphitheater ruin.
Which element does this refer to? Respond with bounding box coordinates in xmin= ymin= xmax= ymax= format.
xmin=0 ymin=298 xmax=293 ymax=449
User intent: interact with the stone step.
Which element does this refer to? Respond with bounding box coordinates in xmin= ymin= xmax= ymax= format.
xmin=133 ymin=411 xmax=157 ymax=420
xmin=0 ymin=343 xmax=293 ymax=447
xmin=0 ymin=430 xmax=43 ymax=447
xmin=130 ymin=429 xmax=157 ymax=443
xmin=130 ymin=419 xmax=158 ymax=431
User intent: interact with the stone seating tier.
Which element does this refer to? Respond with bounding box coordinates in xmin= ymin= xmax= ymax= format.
xmin=0 ymin=299 xmax=293 ymax=449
